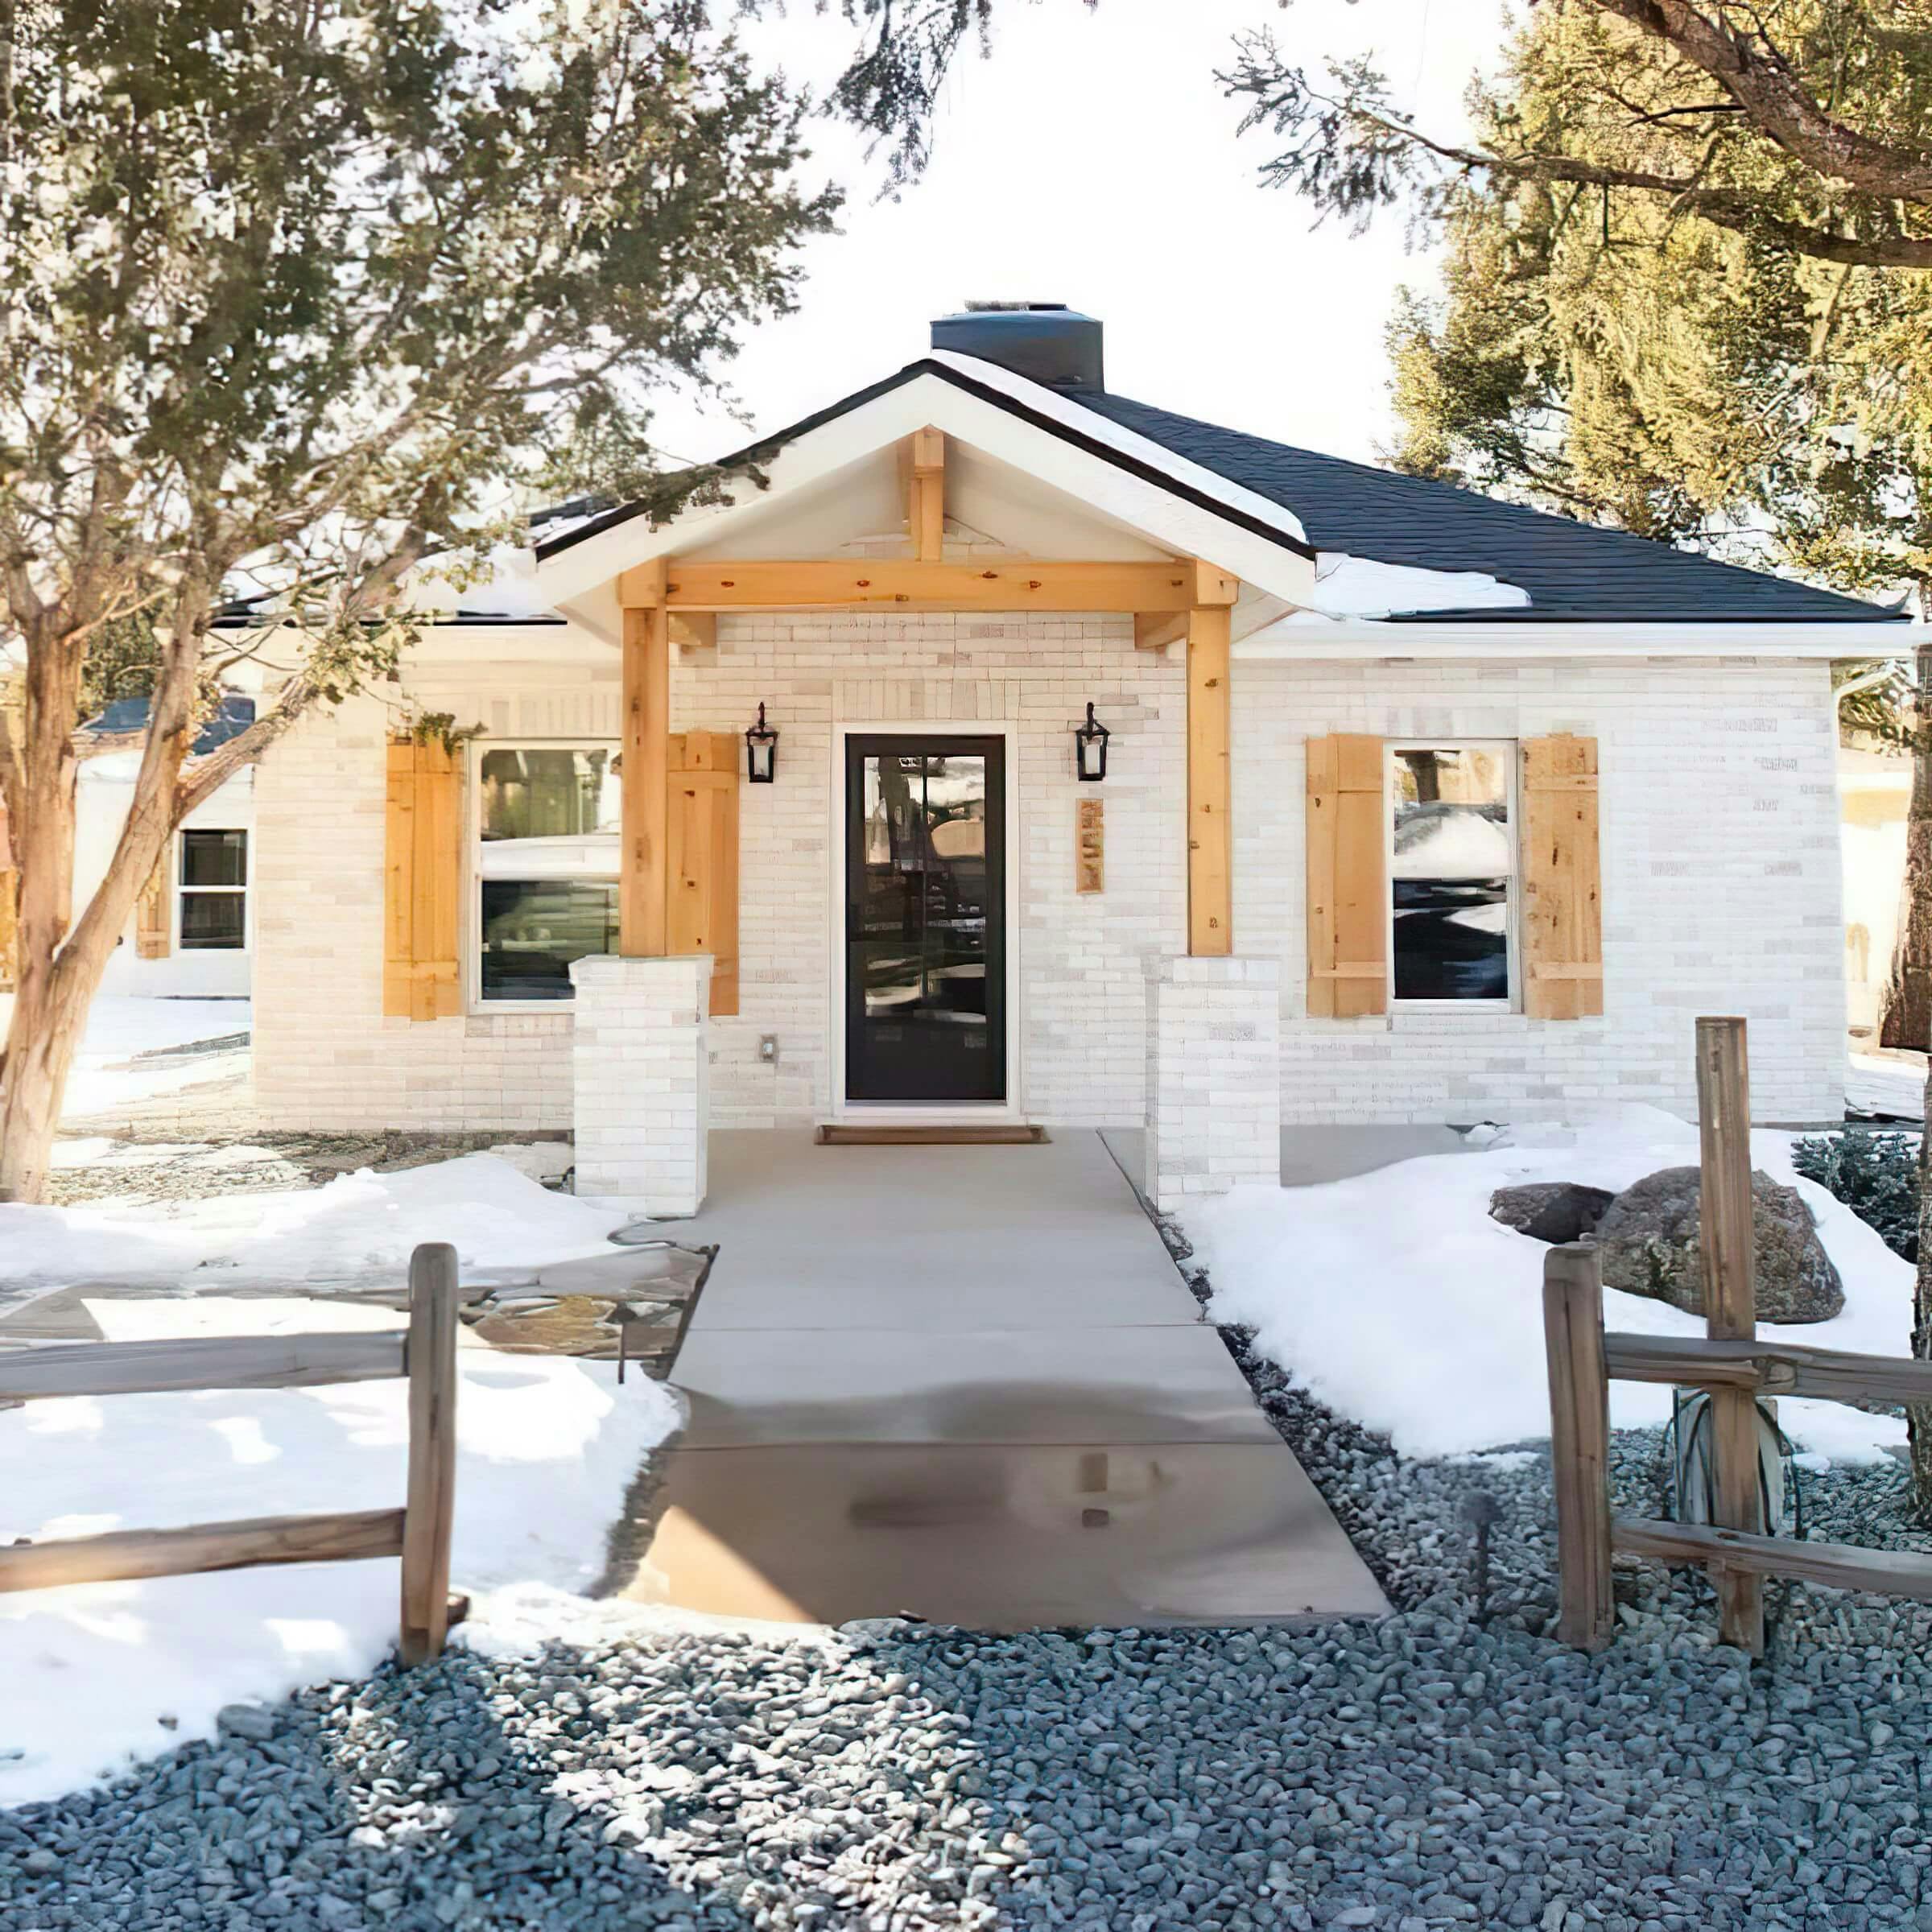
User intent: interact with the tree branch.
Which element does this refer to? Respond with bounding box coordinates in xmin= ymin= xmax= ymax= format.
xmin=1591 ymin=0 xmax=1932 ymax=203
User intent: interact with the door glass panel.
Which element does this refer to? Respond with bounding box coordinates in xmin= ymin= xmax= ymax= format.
xmin=847 ymin=741 xmax=1003 ymax=1102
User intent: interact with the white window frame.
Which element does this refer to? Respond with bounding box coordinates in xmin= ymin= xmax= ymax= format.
xmin=468 ymin=737 xmax=621 ymax=1013
xmin=175 ymin=827 xmax=250 ymax=953
xmin=1386 ymin=738 xmax=1521 ymax=1013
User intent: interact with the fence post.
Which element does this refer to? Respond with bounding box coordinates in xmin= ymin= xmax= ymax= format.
xmin=400 ymin=1241 xmax=460 ymax=1666
xmin=1544 ymin=1242 xmax=1615 ymax=1649
xmin=1695 ymin=1015 xmax=1765 ymax=1655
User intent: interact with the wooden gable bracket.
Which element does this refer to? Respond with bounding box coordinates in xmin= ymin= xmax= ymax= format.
xmin=1137 ymin=562 xmax=1240 ymax=649
xmin=615 ymin=555 xmax=1240 ymax=614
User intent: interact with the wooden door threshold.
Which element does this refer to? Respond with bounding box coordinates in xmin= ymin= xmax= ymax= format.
xmin=815 ymin=1125 xmax=1049 ymax=1147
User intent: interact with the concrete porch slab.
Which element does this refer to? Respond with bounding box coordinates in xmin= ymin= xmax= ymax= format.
xmin=670 ymin=1323 xmax=1281 ymax=1447
xmin=619 ymin=1442 xmax=1387 ymax=1631
xmin=679 ymin=1128 xmax=1202 ymax=1331
xmin=1103 ymin=1123 xmax=1475 ymax=1193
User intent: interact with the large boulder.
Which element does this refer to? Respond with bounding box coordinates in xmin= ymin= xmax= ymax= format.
xmin=1594 ymin=1166 xmax=1844 ymax=1324
xmin=1490 ymin=1182 xmax=1616 ymax=1245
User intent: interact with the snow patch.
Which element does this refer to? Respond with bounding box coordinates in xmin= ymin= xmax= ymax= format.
xmin=0 ymin=1300 xmax=679 ymax=1805
xmin=1183 ymin=1104 xmax=1914 ymax=1465
xmin=0 ymin=1153 xmax=624 ymax=1287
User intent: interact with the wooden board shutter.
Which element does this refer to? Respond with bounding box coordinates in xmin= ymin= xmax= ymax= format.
xmin=1522 ymin=733 xmax=1603 ymax=1020
xmin=666 ymin=730 xmax=740 ymax=1018
xmin=136 ymin=858 xmax=171 ymax=959
xmin=1306 ymin=733 xmax=1387 ymax=1018
xmin=383 ymin=737 xmax=462 ymax=1021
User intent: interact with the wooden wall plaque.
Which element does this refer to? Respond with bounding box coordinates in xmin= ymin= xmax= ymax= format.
xmin=1076 ymin=797 xmax=1104 ymax=894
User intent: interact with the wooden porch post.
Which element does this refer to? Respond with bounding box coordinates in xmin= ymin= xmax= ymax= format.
xmin=620 ymin=603 xmax=670 ymax=957
xmin=1187 ymin=604 xmax=1232 ymax=955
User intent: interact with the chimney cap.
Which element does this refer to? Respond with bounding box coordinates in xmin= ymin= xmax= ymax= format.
xmin=930 ymin=304 xmax=1103 ymax=391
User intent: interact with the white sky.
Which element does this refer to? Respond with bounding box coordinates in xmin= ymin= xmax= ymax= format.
xmin=647 ymin=0 xmax=1514 ymax=469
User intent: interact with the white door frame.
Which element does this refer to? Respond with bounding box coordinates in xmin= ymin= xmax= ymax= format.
xmin=828 ymin=719 xmax=1025 ymax=1123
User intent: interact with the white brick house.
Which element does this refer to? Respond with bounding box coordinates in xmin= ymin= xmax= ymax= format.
xmin=251 ymin=308 xmax=1913 ymax=1212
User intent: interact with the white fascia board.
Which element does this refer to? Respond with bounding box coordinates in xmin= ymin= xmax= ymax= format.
xmin=533 ymin=369 xmax=1318 ymax=609
xmin=1235 ymin=619 xmax=1926 ymax=660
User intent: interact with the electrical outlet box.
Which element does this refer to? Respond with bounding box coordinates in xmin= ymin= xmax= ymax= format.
xmin=758 ymin=1034 xmax=779 ymax=1063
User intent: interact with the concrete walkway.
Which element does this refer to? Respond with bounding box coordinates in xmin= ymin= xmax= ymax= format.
xmin=619 ymin=1129 xmax=1385 ymax=1631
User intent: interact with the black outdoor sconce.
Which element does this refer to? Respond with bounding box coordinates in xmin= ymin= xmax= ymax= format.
xmin=745 ymin=702 xmax=778 ymax=783
xmin=1074 ymin=701 xmax=1110 ymax=782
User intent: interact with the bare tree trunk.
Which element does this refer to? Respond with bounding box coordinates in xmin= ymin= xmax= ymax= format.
xmin=1884 ymin=688 xmax=1932 ymax=1049
xmin=1909 ymin=641 xmax=1932 ymax=1517
xmin=0 ymin=595 xmax=202 ymax=1203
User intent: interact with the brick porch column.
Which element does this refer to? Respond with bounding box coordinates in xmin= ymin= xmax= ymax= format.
xmin=1145 ymin=956 xmax=1281 ymax=1214
xmin=568 ymin=954 xmax=712 ymax=1215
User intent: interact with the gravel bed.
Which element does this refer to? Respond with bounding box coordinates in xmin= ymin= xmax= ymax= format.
xmin=45 ymin=1130 xmax=570 ymax=1208
xmin=11 ymin=1228 xmax=1932 ymax=1929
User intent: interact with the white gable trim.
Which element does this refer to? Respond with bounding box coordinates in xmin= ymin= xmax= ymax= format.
xmin=531 ymin=370 xmax=1319 ymax=609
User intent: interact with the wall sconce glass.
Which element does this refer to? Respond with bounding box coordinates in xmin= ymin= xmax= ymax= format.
xmin=745 ymin=702 xmax=778 ymax=783
xmin=1074 ymin=701 xmax=1110 ymax=782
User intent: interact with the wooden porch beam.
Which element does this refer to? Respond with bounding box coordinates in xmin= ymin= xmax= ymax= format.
xmin=625 ymin=558 xmax=1240 ymax=613
xmin=1187 ymin=605 xmax=1232 ymax=955
xmin=909 ymin=427 xmax=945 ymax=562
xmin=620 ymin=605 xmax=670 ymax=956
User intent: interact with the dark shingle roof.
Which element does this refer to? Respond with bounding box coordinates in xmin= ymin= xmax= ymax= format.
xmin=1072 ymin=389 xmax=1901 ymax=625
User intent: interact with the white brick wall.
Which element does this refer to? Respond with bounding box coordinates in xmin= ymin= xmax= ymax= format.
xmin=1145 ymin=956 xmax=1282 ymax=1209
xmin=252 ymin=691 xmax=593 ymax=1133
xmin=1234 ymin=655 xmax=1845 ymax=1125
xmin=676 ymin=609 xmax=1187 ymax=1126
xmin=251 ymin=648 xmax=1845 ymax=1136
xmin=570 ymin=954 xmax=710 ymax=1211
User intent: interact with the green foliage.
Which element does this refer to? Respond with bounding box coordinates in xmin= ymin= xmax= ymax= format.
xmin=1792 ymin=1128 xmax=1922 ymax=1262
xmin=0 ymin=0 xmax=840 ymax=756
xmin=1228 ymin=2 xmax=1932 ymax=638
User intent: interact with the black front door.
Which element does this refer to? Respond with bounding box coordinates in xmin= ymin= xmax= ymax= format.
xmin=844 ymin=736 xmax=1006 ymax=1104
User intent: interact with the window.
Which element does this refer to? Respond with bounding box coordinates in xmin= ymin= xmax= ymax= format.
xmin=475 ymin=744 xmax=619 ymax=1003
xmin=178 ymin=829 xmax=247 ymax=950
xmin=1389 ymin=744 xmax=1515 ymax=1005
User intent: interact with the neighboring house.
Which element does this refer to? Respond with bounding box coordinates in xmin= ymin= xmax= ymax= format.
xmin=1839 ymin=741 xmax=1909 ymax=1039
xmin=79 ymin=696 xmax=257 ymax=1001
xmin=246 ymin=304 xmax=1916 ymax=1215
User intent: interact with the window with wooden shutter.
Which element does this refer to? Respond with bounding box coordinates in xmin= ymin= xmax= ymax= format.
xmin=667 ymin=730 xmax=740 ymax=1018
xmin=1306 ymin=733 xmax=1388 ymax=1018
xmin=1521 ymin=733 xmax=1603 ymax=1019
xmin=136 ymin=861 xmax=171 ymax=959
xmin=384 ymin=737 xmax=463 ymax=1021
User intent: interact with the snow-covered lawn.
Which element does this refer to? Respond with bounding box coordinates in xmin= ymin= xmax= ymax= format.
xmin=0 ymin=993 xmax=255 ymax=1121
xmin=0 ymin=1155 xmax=683 ymax=1806
xmin=1186 ymin=1103 xmax=1915 ymax=1467
xmin=1849 ymin=1048 xmax=1926 ymax=1122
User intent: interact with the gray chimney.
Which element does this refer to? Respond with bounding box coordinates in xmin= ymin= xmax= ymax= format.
xmin=930 ymin=303 xmax=1103 ymax=391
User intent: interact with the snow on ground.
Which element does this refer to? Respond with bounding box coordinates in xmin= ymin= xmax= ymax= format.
xmin=0 ymin=994 xmax=255 ymax=1121
xmin=1184 ymin=1103 xmax=1916 ymax=1467
xmin=1849 ymin=1048 xmax=1926 ymax=1121
xmin=0 ymin=1298 xmax=679 ymax=1804
xmin=0 ymin=1155 xmax=680 ymax=1805
xmin=0 ymin=1151 xmax=624 ymax=1287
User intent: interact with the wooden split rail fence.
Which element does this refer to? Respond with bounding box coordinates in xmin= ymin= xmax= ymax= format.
xmin=1546 ymin=1017 xmax=1932 ymax=1655
xmin=0 ymin=1242 xmax=462 ymax=1666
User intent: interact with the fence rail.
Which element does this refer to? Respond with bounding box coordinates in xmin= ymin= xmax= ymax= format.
xmin=1544 ymin=1015 xmax=1932 ymax=1655
xmin=0 ymin=1242 xmax=460 ymax=1666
